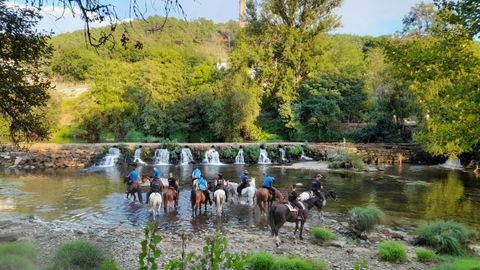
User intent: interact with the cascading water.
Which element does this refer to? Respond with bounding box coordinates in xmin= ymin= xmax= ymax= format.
xmin=299 ymin=149 xmax=313 ymax=161
xmin=180 ymin=148 xmax=194 ymax=165
xmin=203 ymin=148 xmax=222 ymax=165
xmin=439 ymin=157 xmax=463 ymax=169
xmin=97 ymin=147 xmax=121 ymax=167
xmin=278 ymin=147 xmax=287 ymax=162
xmin=258 ymin=149 xmax=271 ymax=164
xmin=133 ymin=148 xmax=145 ymax=165
xmin=153 ymin=149 xmax=170 ymax=165
xmin=235 ymin=148 xmax=245 ymax=164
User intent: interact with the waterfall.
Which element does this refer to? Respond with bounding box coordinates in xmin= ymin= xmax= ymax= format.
xmin=153 ymin=149 xmax=170 ymax=165
xmin=299 ymin=149 xmax=313 ymax=161
xmin=133 ymin=148 xmax=145 ymax=165
xmin=180 ymin=148 xmax=194 ymax=165
xmin=439 ymin=157 xmax=463 ymax=169
xmin=203 ymin=148 xmax=222 ymax=165
xmin=258 ymin=149 xmax=271 ymax=164
xmin=278 ymin=148 xmax=287 ymax=162
xmin=235 ymin=148 xmax=245 ymax=164
xmin=97 ymin=147 xmax=121 ymax=167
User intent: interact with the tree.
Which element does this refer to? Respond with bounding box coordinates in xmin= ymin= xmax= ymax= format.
xmin=240 ymin=0 xmax=341 ymax=137
xmin=0 ymin=1 xmax=53 ymax=143
xmin=435 ymin=0 xmax=479 ymax=39
xmin=385 ymin=1 xmax=480 ymax=157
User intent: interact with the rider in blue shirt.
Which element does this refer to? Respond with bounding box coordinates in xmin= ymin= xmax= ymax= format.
xmin=262 ymin=175 xmax=275 ymax=202
xmin=126 ymin=167 xmax=140 ymax=195
xmin=196 ymin=175 xmax=212 ymax=205
xmin=237 ymin=170 xmax=249 ymax=195
xmin=192 ymin=167 xmax=202 ymax=182
xmin=153 ymin=167 xmax=161 ymax=179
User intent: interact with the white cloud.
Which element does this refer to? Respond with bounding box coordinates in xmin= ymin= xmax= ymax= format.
xmin=332 ymin=0 xmax=433 ymax=36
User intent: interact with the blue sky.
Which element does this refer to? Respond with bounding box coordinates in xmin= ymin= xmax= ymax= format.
xmin=8 ymin=0 xmax=432 ymax=36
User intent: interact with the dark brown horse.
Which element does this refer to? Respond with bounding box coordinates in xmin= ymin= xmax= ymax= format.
xmin=163 ymin=187 xmax=178 ymax=212
xmin=123 ymin=176 xmax=144 ymax=203
xmin=256 ymin=187 xmax=286 ymax=216
xmin=268 ymin=196 xmax=324 ymax=247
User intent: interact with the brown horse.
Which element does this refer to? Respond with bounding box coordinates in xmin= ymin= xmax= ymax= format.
xmin=256 ymin=187 xmax=286 ymax=216
xmin=163 ymin=187 xmax=178 ymax=212
xmin=190 ymin=181 xmax=214 ymax=216
xmin=123 ymin=176 xmax=143 ymax=203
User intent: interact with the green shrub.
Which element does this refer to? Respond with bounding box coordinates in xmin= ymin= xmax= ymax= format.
xmin=220 ymin=147 xmax=237 ymax=160
xmin=0 ymin=242 xmax=37 ymax=270
xmin=244 ymin=145 xmax=260 ymax=164
xmin=414 ymin=220 xmax=472 ymax=255
xmin=248 ymin=252 xmax=275 ymax=270
xmin=432 ymin=257 xmax=480 ymax=270
xmin=378 ymin=241 xmax=407 ymax=263
xmin=51 ymin=240 xmax=106 ymax=270
xmin=415 ymin=248 xmax=437 ymax=262
xmin=326 ymin=147 xmax=365 ymax=169
xmin=287 ymin=145 xmax=303 ymax=158
xmin=348 ymin=207 xmax=384 ymax=236
xmin=311 ymin=227 xmax=336 ymax=242
xmin=274 ymin=257 xmax=313 ymax=270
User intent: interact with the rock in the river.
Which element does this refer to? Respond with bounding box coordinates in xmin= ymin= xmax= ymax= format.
xmin=0 ymin=233 xmax=19 ymax=242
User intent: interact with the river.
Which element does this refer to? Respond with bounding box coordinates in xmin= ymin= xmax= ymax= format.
xmin=0 ymin=164 xmax=479 ymax=231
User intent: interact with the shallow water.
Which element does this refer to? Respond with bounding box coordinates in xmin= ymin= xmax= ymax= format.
xmin=0 ymin=164 xmax=479 ymax=231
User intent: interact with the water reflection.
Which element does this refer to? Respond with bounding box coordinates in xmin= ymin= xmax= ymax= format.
xmin=0 ymin=164 xmax=479 ymax=230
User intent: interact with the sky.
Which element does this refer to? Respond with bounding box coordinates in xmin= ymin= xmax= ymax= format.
xmin=7 ymin=0 xmax=433 ymax=36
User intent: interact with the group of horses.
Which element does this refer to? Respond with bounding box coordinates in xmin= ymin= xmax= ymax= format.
xmin=124 ymin=176 xmax=337 ymax=247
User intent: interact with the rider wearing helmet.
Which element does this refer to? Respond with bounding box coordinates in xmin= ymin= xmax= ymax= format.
xmin=196 ymin=175 xmax=212 ymax=206
xmin=146 ymin=168 xmax=162 ymax=204
xmin=312 ymin=174 xmax=325 ymax=201
xmin=215 ymin=173 xmax=228 ymax=202
xmin=262 ymin=175 xmax=275 ymax=202
xmin=237 ymin=170 xmax=249 ymax=195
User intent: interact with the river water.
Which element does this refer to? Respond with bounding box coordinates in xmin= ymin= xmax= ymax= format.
xmin=0 ymin=164 xmax=479 ymax=231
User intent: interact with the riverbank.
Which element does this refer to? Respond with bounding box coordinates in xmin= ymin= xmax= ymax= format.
xmin=0 ymin=215 xmax=435 ymax=270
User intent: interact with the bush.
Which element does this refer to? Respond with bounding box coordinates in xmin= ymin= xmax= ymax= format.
xmin=311 ymin=227 xmax=336 ymax=242
xmin=378 ymin=241 xmax=407 ymax=263
xmin=51 ymin=240 xmax=106 ymax=270
xmin=348 ymin=207 xmax=384 ymax=236
xmin=244 ymin=145 xmax=260 ymax=164
xmin=414 ymin=220 xmax=472 ymax=255
xmin=220 ymin=147 xmax=238 ymax=160
xmin=287 ymin=145 xmax=303 ymax=158
xmin=432 ymin=257 xmax=480 ymax=270
xmin=0 ymin=242 xmax=37 ymax=270
xmin=326 ymin=147 xmax=364 ymax=170
xmin=248 ymin=252 xmax=275 ymax=270
xmin=415 ymin=248 xmax=437 ymax=262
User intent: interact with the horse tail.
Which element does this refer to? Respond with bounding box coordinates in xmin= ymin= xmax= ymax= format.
xmin=268 ymin=205 xmax=277 ymax=236
xmin=190 ymin=189 xmax=196 ymax=208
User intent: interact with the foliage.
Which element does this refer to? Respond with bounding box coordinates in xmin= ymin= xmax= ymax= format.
xmin=286 ymin=145 xmax=303 ymax=158
xmin=353 ymin=259 xmax=369 ymax=270
xmin=348 ymin=207 xmax=384 ymax=236
xmin=51 ymin=240 xmax=106 ymax=270
xmin=415 ymin=248 xmax=438 ymax=262
xmin=244 ymin=145 xmax=260 ymax=164
xmin=0 ymin=242 xmax=37 ymax=270
xmin=378 ymin=241 xmax=407 ymax=263
xmin=220 ymin=147 xmax=238 ymax=160
xmin=139 ymin=221 xmax=162 ymax=270
xmin=326 ymin=147 xmax=365 ymax=170
xmin=0 ymin=1 xmax=53 ymax=143
xmin=311 ymin=227 xmax=336 ymax=242
xmin=414 ymin=220 xmax=472 ymax=255
xmin=432 ymin=257 xmax=480 ymax=270
xmin=248 ymin=252 xmax=274 ymax=270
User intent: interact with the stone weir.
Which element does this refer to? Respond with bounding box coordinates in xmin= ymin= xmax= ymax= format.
xmin=0 ymin=142 xmax=436 ymax=169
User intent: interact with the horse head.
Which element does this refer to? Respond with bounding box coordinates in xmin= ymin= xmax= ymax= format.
xmin=249 ymin=178 xmax=256 ymax=187
xmin=123 ymin=176 xmax=130 ymax=184
xmin=327 ymin=190 xmax=337 ymax=200
xmin=207 ymin=181 xmax=215 ymax=192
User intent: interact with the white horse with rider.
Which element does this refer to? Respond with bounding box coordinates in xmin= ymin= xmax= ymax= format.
xmin=225 ymin=178 xmax=257 ymax=206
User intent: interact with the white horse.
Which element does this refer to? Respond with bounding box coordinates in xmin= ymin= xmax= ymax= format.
xmin=148 ymin=192 xmax=163 ymax=221
xmin=226 ymin=178 xmax=257 ymax=206
xmin=214 ymin=189 xmax=226 ymax=216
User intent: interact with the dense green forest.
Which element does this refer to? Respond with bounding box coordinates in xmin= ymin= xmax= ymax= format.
xmin=2 ymin=0 xmax=479 ymax=158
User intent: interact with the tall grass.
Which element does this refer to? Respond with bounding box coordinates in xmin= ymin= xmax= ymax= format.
xmin=414 ymin=220 xmax=472 ymax=255
xmin=311 ymin=227 xmax=336 ymax=242
xmin=348 ymin=207 xmax=384 ymax=236
xmin=415 ymin=248 xmax=437 ymax=262
xmin=378 ymin=241 xmax=407 ymax=263
xmin=248 ymin=253 xmax=327 ymax=270
xmin=432 ymin=257 xmax=480 ymax=270
xmin=50 ymin=240 xmax=106 ymax=270
xmin=0 ymin=242 xmax=37 ymax=270
xmin=326 ymin=147 xmax=365 ymax=170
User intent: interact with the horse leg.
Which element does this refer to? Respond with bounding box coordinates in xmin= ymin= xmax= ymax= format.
xmin=320 ymin=210 xmax=324 ymax=222
xmin=137 ymin=190 xmax=143 ymax=204
xmin=299 ymin=220 xmax=305 ymax=240
xmin=294 ymin=220 xmax=299 ymax=236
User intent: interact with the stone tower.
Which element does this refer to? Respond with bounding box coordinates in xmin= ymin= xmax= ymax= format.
xmin=239 ymin=0 xmax=246 ymax=27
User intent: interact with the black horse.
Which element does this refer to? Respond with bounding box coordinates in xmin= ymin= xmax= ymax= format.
xmin=268 ymin=196 xmax=324 ymax=247
xmin=124 ymin=176 xmax=143 ymax=203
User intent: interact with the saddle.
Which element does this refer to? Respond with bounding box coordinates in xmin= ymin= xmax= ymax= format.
xmin=286 ymin=201 xmax=305 ymax=212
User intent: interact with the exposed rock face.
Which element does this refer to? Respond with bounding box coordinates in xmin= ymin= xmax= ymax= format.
xmin=0 ymin=142 xmax=437 ymax=169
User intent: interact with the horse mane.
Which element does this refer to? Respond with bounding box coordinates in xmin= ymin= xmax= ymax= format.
xmin=250 ymin=178 xmax=256 ymax=187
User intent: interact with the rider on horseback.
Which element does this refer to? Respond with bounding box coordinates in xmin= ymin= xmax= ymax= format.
xmin=168 ymin=172 xmax=178 ymax=193
xmin=146 ymin=167 xmax=162 ymax=204
xmin=192 ymin=167 xmax=202 ymax=182
xmin=262 ymin=175 xmax=275 ymax=203
xmin=237 ymin=170 xmax=249 ymax=195
xmin=126 ymin=167 xmax=140 ymax=193
xmin=288 ymin=184 xmax=304 ymax=220
xmin=215 ymin=173 xmax=228 ymax=202
xmin=312 ymin=174 xmax=326 ymax=201
xmin=197 ymin=175 xmax=212 ymax=206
